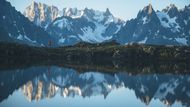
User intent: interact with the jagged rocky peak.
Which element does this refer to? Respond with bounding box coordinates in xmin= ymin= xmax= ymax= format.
xmin=137 ymin=4 xmax=157 ymax=19
xmin=24 ymin=1 xmax=37 ymax=20
xmin=136 ymin=3 xmax=159 ymax=26
xmin=183 ymin=4 xmax=190 ymax=17
xmin=139 ymin=96 xmax=152 ymax=106
xmin=83 ymin=7 xmax=94 ymax=12
xmin=184 ymin=4 xmax=190 ymax=10
xmin=50 ymin=6 xmax=59 ymax=19
xmin=62 ymin=7 xmax=83 ymax=18
xmin=115 ymin=3 xmax=190 ymax=46
xmin=104 ymin=8 xmax=112 ymax=16
xmin=62 ymin=7 xmax=113 ymax=19
xmin=148 ymin=4 xmax=153 ymax=14
xmin=143 ymin=4 xmax=154 ymax=15
xmin=82 ymin=7 xmax=96 ymax=18
xmin=163 ymin=4 xmax=178 ymax=13
xmin=31 ymin=1 xmax=37 ymax=7
xmin=62 ymin=7 xmax=120 ymax=24
xmin=163 ymin=4 xmax=180 ymax=18
xmin=24 ymin=1 xmax=59 ymax=27
xmin=24 ymin=1 xmax=121 ymax=26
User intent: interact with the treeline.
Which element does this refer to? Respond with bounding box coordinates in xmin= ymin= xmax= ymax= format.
xmin=0 ymin=41 xmax=190 ymax=62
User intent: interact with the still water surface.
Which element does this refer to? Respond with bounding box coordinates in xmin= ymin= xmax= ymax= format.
xmin=0 ymin=66 xmax=189 ymax=107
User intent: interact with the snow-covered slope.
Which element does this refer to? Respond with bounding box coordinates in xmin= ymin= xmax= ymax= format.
xmin=47 ymin=8 xmax=124 ymax=45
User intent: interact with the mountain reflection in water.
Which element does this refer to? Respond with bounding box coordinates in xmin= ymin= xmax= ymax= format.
xmin=0 ymin=66 xmax=190 ymax=107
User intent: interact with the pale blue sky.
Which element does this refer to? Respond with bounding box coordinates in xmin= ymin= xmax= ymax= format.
xmin=7 ymin=0 xmax=190 ymax=20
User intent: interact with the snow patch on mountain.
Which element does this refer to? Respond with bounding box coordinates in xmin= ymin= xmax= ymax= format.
xmin=78 ymin=23 xmax=112 ymax=43
xmin=72 ymin=11 xmax=84 ymax=19
xmin=62 ymin=8 xmax=84 ymax=19
xmin=133 ymin=33 xmax=139 ymax=38
xmin=184 ymin=20 xmax=188 ymax=25
xmin=2 ymin=16 xmax=5 ymax=19
xmin=79 ymin=72 xmax=105 ymax=83
xmin=154 ymin=80 xmax=179 ymax=99
xmin=142 ymin=16 xmax=148 ymax=24
xmin=8 ymin=33 xmax=12 ymax=37
xmin=58 ymin=37 xmax=66 ymax=44
xmin=52 ymin=75 xmax=67 ymax=86
xmin=68 ymin=86 xmax=82 ymax=96
xmin=58 ymin=35 xmax=79 ymax=44
xmin=115 ymin=25 xmax=122 ymax=34
xmin=17 ymin=34 xmax=37 ymax=43
xmin=105 ymin=15 xmax=118 ymax=25
xmin=25 ymin=36 xmax=37 ymax=43
xmin=17 ymin=34 xmax=24 ymax=40
xmin=91 ymin=85 xmax=103 ymax=96
xmin=139 ymin=37 xmax=148 ymax=44
xmin=93 ymin=10 xmax=104 ymax=22
xmin=175 ymin=38 xmax=188 ymax=45
xmin=53 ymin=18 xmax=72 ymax=30
xmin=156 ymin=11 xmax=180 ymax=32
xmin=140 ymin=85 xmax=146 ymax=93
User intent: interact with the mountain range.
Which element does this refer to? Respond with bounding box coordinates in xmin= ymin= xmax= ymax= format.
xmin=115 ymin=4 xmax=190 ymax=45
xmin=24 ymin=1 xmax=124 ymax=45
xmin=0 ymin=0 xmax=190 ymax=46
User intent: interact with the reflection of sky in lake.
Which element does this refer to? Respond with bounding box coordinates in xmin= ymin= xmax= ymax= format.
xmin=0 ymin=66 xmax=189 ymax=107
xmin=0 ymin=88 xmax=182 ymax=107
